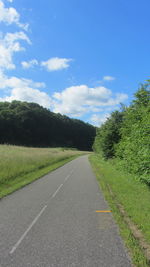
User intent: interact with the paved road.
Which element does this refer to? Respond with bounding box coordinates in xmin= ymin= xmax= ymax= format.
xmin=0 ymin=155 xmax=131 ymax=267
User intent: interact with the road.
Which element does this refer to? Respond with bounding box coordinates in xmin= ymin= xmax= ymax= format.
xmin=0 ymin=155 xmax=131 ymax=267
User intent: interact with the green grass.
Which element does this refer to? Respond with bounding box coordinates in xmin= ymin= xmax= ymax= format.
xmin=0 ymin=145 xmax=85 ymax=198
xmin=89 ymin=154 xmax=150 ymax=267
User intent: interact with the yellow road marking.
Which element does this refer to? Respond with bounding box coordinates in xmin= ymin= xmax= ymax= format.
xmin=95 ymin=210 xmax=111 ymax=213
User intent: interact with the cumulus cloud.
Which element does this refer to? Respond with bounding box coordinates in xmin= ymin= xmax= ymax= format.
xmin=103 ymin=76 xmax=115 ymax=81
xmin=52 ymin=85 xmax=128 ymax=116
xmin=41 ymin=57 xmax=72 ymax=71
xmin=0 ymin=74 xmax=51 ymax=108
xmin=1 ymin=87 xmax=51 ymax=108
xmin=0 ymin=75 xmax=45 ymax=89
xmin=0 ymin=0 xmax=128 ymax=122
xmin=0 ymin=31 xmax=31 ymax=70
xmin=21 ymin=59 xmax=38 ymax=69
xmin=0 ymin=0 xmax=28 ymax=30
xmin=0 ymin=1 xmax=51 ymax=109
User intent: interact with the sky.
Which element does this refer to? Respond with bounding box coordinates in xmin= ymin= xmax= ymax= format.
xmin=0 ymin=0 xmax=150 ymax=126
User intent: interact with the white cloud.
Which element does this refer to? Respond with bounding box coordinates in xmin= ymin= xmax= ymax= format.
xmin=52 ymin=85 xmax=128 ymax=116
xmin=0 ymin=74 xmax=51 ymax=108
xmin=0 ymin=0 xmax=127 ymax=123
xmin=4 ymin=31 xmax=31 ymax=46
xmin=0 ymin=75 xmax=45 ymax=89
xmin=21 ymin=59 xmax=38 ymax=69
xmin=0 ymin=31 xmax=31 ymax=70
xmin=21 ymin=57 xmax=72 ymax=71
xmin=0 ymin=0 xmax=28 ymax=30
xmin=103 ymin=76 xmax=116 ymax=81
xmin=2 ymin=87 xmax=51 ymax=108
xmin=90 ymin=113 xmax=110 ymax=126
xmin=41 ymin=57 xmax=72 ymax=71
xmin=0 ymin=1 xmax=51 ymax=109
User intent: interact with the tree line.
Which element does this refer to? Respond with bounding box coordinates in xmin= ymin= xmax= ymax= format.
xmin=93 ymin=80 xmax=150 ymax=184
xmin=0 ymin=101 xmax=96 ymax=151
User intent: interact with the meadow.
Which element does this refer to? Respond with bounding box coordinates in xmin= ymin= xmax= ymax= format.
xmin=0 ymin=145 xmax=84 ymax=198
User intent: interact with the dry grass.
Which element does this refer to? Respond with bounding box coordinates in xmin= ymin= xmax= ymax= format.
xmin=0 ymin=145 xmax=84 ymax=198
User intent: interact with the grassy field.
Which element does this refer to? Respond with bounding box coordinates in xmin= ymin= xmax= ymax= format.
xmin=0 ymin=145 xmax=85 ymax=198
xmin=90 ymin=154 xmax=150 ymax=267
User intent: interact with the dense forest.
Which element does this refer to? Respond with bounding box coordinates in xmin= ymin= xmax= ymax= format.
xmin=0 ymin=101 xmax=96 ymax=151
xmin=93 ymin=80 xmax=150 ymax=184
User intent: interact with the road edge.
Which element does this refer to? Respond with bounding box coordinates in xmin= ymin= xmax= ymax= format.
xmin=89 ymin=154 xmax=149 ymax=267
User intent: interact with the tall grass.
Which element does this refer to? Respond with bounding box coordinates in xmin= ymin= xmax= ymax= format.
xmin=0 ymin=145 xmax=84 ymax=198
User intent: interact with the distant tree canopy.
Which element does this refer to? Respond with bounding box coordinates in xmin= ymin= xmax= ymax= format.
xmin=0 ymin=101 xmax=96 ymax=151
xmin=93 ymin=81 xmax=150 ymax=184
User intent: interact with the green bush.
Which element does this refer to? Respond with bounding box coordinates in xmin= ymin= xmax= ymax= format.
xmin=116 ymin=88 xmax=150 ymax=183
xmin=93 ymin=110 xmax=124 ymax=159
xmin=93 ymin=80 xmax=150 ymax=184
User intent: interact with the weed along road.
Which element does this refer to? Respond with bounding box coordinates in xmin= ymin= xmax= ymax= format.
xmin=0 ymin=155 xmax=131 ymax=267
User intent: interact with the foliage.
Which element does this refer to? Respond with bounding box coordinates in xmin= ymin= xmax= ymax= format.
xmin=93 ymin=110 xmax=124 ymax=159
xmin=0 ymin=101 xmax=96 ymax=151
xmin=93 ymin=80 xmax=150 ymax=184
xmin=115 ymin=82 xmax=150 ymax=183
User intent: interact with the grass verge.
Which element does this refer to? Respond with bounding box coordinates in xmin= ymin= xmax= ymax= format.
xmin=0 ymin=145 xmax=85 ymax=199
xmin=89 ymin=154 xmax=150 ymax=267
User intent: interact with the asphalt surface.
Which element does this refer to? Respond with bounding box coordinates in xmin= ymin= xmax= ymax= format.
xmin=0 ymin=155 xmax=131 ymax=267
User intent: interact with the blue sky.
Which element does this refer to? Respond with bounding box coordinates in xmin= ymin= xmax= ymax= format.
xmin=0 ymin=0 xmax=150 ymax=125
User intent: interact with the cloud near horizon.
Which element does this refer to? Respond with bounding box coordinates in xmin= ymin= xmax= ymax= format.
xmin=0 ymin=74 xmax=51 ymax=108
xmin=0 ymin=73 xmax=128 ymax=122
xmin=52 ymin=85 xmax=128 ymax=117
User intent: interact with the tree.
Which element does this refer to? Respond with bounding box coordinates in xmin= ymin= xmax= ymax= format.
xmin=115 ymin=81 xmax=150 ymax=182
xmin=0 ymin=101 xmax=96 ymax=151
xmin=93 ymin=110 xmax=124 ymax=159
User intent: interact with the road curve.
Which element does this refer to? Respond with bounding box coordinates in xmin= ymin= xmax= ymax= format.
xmin=0 ymin=155 xmax=131 ymax=267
